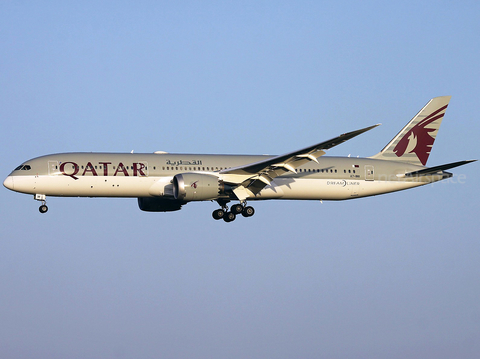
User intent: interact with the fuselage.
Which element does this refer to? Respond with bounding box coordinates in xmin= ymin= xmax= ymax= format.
xmin=4 ymin=152 xmax=449 ymax=201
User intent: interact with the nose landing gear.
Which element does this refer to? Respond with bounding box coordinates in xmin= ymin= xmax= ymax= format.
xmin=34 ymin=194 xmax=48 ymax=214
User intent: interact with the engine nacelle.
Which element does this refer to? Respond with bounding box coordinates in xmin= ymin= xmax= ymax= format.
xmin=137 ymin=197 xmax=185 ymax=212
xmin=173 ymin=173 xmax=222 ymax=201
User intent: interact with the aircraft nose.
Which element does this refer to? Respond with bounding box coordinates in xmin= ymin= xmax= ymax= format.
xmin=3 ymin=176 xmax=14 ymax=190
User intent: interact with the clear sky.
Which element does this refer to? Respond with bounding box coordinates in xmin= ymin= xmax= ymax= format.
xmin=1 ymin=1 xmax=479 ymax=358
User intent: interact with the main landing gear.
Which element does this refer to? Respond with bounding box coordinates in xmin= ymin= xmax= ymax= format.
xmin=35 ymin=194 xmax=48 ymax=214
xmin=212 ymin=200 xmax=255 ymax=222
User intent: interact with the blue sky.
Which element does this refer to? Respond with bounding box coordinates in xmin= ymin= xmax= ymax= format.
xmin=1 ymin=1 xmax=479 ymax=358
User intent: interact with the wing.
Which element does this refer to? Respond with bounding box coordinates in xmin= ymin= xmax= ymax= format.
xmin=220 ymin=124 xmax=380 ymax=200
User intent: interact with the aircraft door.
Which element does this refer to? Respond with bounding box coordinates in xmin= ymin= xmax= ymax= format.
xmin=365 ymin=165 xmax=374 ymax=181
xmin=48 ymin=161 xmax=59 ymax=176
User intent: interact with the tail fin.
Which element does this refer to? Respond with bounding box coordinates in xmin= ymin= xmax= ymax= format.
xmin=370 ymin=96 xmax=451 ymax=165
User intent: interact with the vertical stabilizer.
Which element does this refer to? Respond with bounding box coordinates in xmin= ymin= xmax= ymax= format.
xmin=370 ymin=96 xmax=451 ymax=165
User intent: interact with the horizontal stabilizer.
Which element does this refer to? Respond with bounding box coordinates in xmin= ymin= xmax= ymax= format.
xmin=404 ymin=160 xmax=476 ymax=177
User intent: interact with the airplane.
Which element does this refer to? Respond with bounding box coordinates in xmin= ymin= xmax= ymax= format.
xmin=3 ymin=96 xmax=476 ymax=222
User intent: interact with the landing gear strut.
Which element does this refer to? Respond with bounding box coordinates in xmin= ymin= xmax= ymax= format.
xmin=34 ymin=194 xmax=48 ymax=214
xmin=212 ymin=200 xmax=255 ymax=222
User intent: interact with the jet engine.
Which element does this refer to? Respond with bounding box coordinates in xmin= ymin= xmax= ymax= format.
xmin=173 ymin=173 xmax=223 ymax=201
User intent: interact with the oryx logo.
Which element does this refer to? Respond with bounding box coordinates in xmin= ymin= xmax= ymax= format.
xmin=191 ymin=181 xmax=199 ymax=189
xmin=393 ymin=105 xmax=447 ymax=165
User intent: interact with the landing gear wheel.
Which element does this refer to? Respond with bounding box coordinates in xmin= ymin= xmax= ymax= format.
xmin=242 ymin=206 xmax=255 ymax=217
xmin=212 ymin=209 xmax=225 ymax=220
xmin=231 ymin=204 xmax=244 ymax=214
xmin=223 ymin=212 xmax=236 ymax=222
xmin=39 ymin=204 xmax=48 ymax=213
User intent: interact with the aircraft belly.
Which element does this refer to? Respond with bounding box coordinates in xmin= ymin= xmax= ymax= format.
xmin=257 ymin=178 xmax=425 ymax=200
xmin=271 ymin=178 xmax=353 ymax=200
xmin=359 ymin=180 xmax=423 ymax=197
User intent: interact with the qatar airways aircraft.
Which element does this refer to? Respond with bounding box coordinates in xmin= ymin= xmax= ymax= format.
xmin=3 ymin=96 xmax=475 ymax=222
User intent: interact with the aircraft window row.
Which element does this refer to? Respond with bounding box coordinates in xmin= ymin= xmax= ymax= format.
xmin=15 ymin=165 xmax=31 ymax=171
xmin=162 ymin=166 xmax=226 ymax=171
xmin=298 ymin=168 xmax=337 ymax=173
xmin=53 ymin=164 xmax=355 ymax=175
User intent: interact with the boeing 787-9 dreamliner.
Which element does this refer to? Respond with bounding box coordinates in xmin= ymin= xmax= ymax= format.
xmin=4 ymin=96 xmax=476 ymax=222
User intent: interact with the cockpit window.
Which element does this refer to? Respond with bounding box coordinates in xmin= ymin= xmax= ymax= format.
xmin=14 ymin=165 xmax=32 ymax=171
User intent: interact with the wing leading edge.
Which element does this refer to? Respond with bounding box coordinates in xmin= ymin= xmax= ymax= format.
xmin=220 ymin=124 xmax=380 ymax=199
